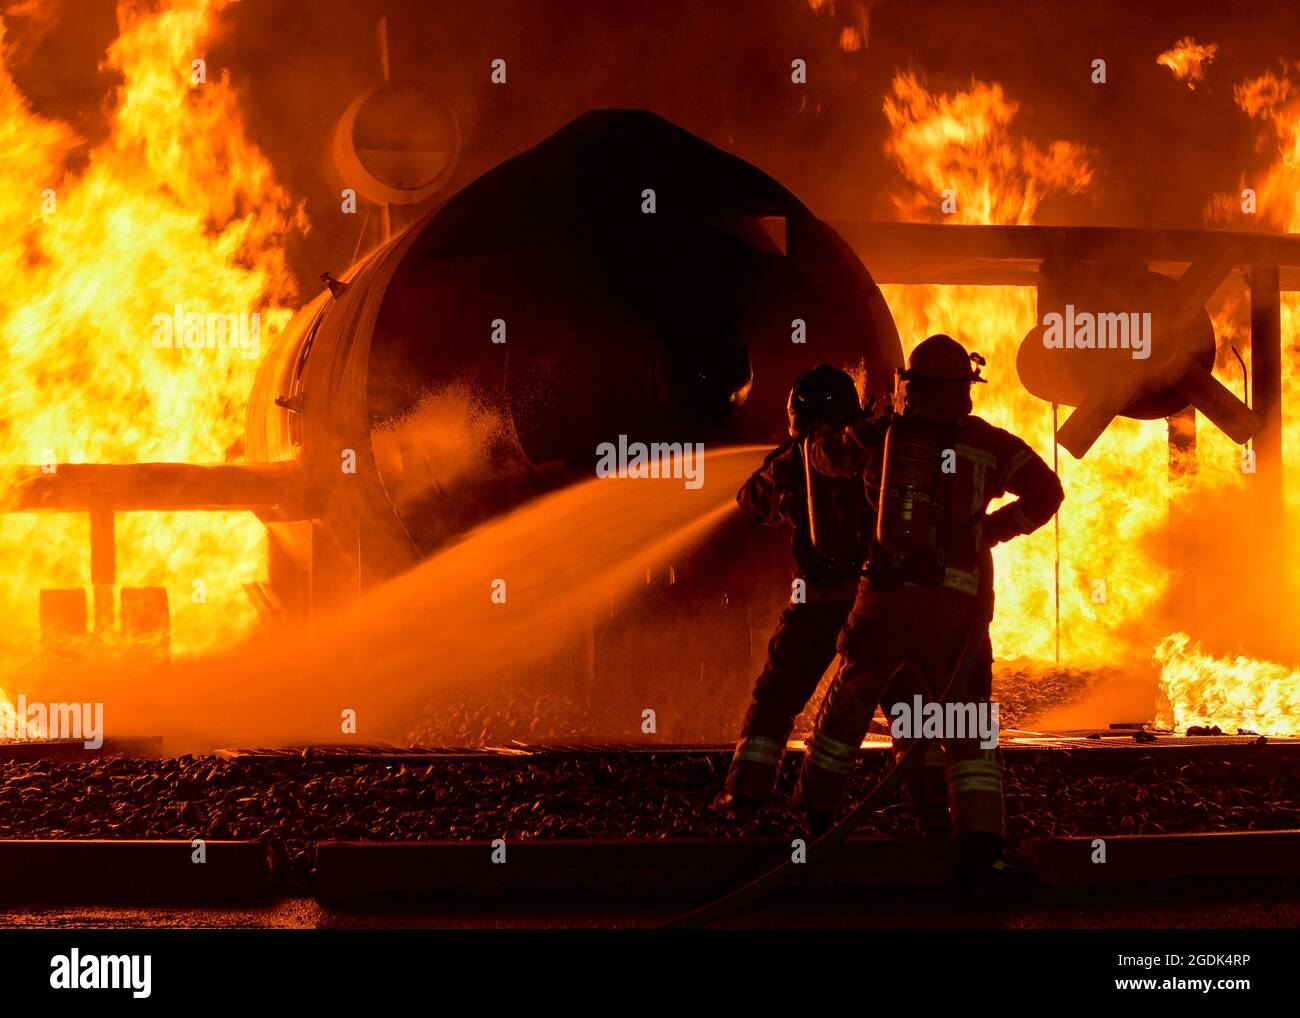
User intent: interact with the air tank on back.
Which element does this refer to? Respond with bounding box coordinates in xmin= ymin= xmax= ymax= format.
xmin=246 ymin=110 xmax=901 ymax=704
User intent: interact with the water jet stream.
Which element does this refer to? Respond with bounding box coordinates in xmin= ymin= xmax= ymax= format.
xmin=56 ymin=446 xmax=769 ymax=752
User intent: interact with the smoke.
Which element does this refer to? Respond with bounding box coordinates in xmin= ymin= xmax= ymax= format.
xmin=370 ymin=385 xmax=513 ymax=513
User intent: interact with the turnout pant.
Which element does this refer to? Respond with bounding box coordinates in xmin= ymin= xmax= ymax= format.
xmin=794 ymin=585 xmax=1002 ymax=836
xmin=726 ymin=592 xmax=854 ymax=802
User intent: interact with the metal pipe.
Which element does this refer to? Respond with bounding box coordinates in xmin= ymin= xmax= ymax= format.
xmin=1249 ymin=266 xmax=1284 ymax=563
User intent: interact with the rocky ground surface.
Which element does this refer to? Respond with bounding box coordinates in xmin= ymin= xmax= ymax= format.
xmin=1 ymin=746 xmax=1297 ymax=890
xmin=406 ymin=663 xmax=1101 ymax=746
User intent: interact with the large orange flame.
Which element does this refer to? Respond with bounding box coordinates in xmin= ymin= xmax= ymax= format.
xmin=1155 ymin=633 xmax=1300 ymax=737
xmin=0 ymin=0 xmax=305 ymax=724
xmin=880 ymin=73 xmax=1175 ymax=666
xmin=1158 ymin=60 xmax=1300 ymax=736
xmin=878 ymin=68 xmax=1300 ymax=734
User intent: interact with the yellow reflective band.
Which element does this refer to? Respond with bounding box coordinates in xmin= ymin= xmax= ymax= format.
xmin=950 ymin=760 xmax=1000 ymax=774
xmin=949 ymin=771 xmax=1002 ymax=785
xmin=954 ymin=773 xmax=1001 ymax=785
xmin=810 ymin=733 xmax=859 ymax=760
xmin=808 ymin=748 xmax=858 ymax=774
xmin=807 ymin=734 xmax=860 ymax=774
xmin=734 ymin=736 xmax=786 ymax=765
xmin=951 ymin=764 xmax=998 ymax=780
xmin=951 ymin=774 xmax=998 ymax=790
xmin=942 ymin=567 xmax=980 ymax=595
xmin=951 ymin=780 xmax=1003 ymax=795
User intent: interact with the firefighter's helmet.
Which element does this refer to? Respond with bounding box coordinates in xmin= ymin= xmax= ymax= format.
xmin=787 ymin=364 xmax=861 ymax=437
xmin=901 ymin=334 xmax=987 ymax=384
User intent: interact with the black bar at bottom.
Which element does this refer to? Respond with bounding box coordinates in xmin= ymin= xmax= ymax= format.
xmin=0 ymin=928 xmax=1293 ymax=1006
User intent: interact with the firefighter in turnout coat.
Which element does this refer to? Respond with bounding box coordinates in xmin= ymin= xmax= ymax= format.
xmin=716 ymin=365 xmax=871 ymax=815
xmin=794 ymin=334 xmax=1064 ymax=880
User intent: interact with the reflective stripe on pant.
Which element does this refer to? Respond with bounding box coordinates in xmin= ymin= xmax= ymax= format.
xmin=945 ymin=742 xmax=1003 ymax=835
xmin=726 ymin=596 xmax=852 ymax=801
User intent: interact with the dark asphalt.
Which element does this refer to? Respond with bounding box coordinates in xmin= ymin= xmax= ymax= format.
xmin=4 ymin=879 xmax=1299 ymax=929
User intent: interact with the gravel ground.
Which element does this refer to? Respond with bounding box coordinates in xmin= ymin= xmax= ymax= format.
xmin=1 ymin=747 xmax=1298 ymax=890
xmin=407 ymin=664 xmax=1100 ymax=747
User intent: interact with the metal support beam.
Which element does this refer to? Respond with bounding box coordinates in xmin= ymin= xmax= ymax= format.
xmin=89 ymin=508 xmax=115 ymax=634
xmin=1167 ymin=408 xmax=1198 ymax=636
xmin=7 ymin=462 xmax=310 ymax=517
xmin=1249 ymin=265 xmax=1284 ymax=570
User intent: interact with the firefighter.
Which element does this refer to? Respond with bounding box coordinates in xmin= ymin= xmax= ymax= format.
xmin=715 ymin=365 xmax=870 ymax=816
xmin=794 ymin=334 xmax=1064 ymax=882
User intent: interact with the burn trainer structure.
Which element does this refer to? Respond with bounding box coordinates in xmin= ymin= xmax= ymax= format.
xmin=9 ymin=111 xmax=903 ymax=672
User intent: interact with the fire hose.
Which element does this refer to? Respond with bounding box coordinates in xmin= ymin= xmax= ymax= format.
xmin=660 ymin=578 xmax=994 ymax=929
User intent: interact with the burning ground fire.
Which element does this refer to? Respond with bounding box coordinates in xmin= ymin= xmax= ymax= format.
xmin=0 ymin=4 xmax=1297 ymax=743
xmin=1155 ymin=632 xmax=1300 ymax=738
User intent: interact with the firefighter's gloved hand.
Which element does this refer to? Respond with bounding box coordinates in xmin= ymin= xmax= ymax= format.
xmin=980 ymin=507 xmax=1020 ymax=548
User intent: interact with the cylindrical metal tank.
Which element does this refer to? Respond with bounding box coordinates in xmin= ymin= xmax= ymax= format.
xmin=247 ymin=110 xmax=903 ymax=629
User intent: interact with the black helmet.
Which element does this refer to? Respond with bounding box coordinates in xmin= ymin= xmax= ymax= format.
xmin=787 ymin=364 xmax=861 ymax=437
xmin=900 ymin=334 xmax=987 ymax=383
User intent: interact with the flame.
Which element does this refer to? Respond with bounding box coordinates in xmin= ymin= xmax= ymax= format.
xmin=879 ymin=73 xmax=1171 ymax=665
xmin=1157 ymin=37 xmax=1217 ymax=90
xmin=1155 ymin=633 xmax=1300 ymax=737
xmin=1230 ymin=64 xmax=1300 ymax=532
xmin=883 ymin=72 xmax=1092 ymax=226
xmin=881 ymin=71 xmax=1300 ymax=739
xmin=0 ymin=0 xmax=305 ymax=726
xmin=1153 ymin=60 xmax=1300 ymax=733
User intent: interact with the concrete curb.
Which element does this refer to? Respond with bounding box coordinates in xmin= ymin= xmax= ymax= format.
xmin=4 ymin=830 xmax=1298 ymax=905
xmin=0 ymin=840 xmax=273 ymax=904
xmin=1019 ymin=829 xmax=1300 ymax=886
xmin=314 ymin=836 xmax=951 ymax=902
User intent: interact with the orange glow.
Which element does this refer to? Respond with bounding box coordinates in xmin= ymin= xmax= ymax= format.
xmin=1157 ymin=37 xmax=1218 ymax=89
xmin=1155 ymin=633 xmax=1300 ymax=737
xmin=883 ymin=72 xmax=1092 ymax=226
xmin=1156 ymin=61 xmax=1300 ymax=735
xmin=879 ymin=73 xmax=1167 ymax=666
xmin=882 ymin=71 xmax=1300 ymax=734
xmin=0 ymin=0 xmax=305 ymax=725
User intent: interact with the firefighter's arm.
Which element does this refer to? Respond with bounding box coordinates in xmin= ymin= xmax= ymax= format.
xmin=736 ymin=441 xmax=797 ymax=524
xmin=982 ymin=440 xmax=1064 ymax=546
xmin=807 ymin=417 xmax=882 ymax=478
